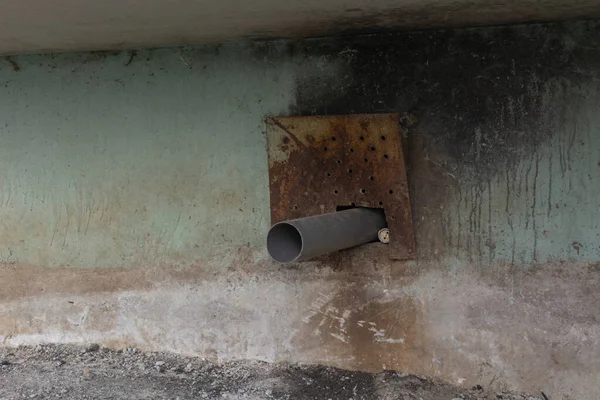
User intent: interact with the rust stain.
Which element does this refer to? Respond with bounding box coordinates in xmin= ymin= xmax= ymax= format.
xmin=0 ymin=245 xmax=416 ymax=303
xmin=266 ymin=113 xmax=415 ymax=260
xmin=6 ymin=57 xmax=20 ymax=72
xmin=346 ymin=295 xmax=428 ymax=372
xmin=0 ymin=262 xmax=204 ymax=301
xmin=485 ymin=239 xmax=496 ymax=250
xmin=293 ymin=277 xmax=430 ymax=373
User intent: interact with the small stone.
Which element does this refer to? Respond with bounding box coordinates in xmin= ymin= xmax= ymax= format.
xmin=86 ymin=343 xmax=100 ymax=352
xmin=155 ymin=361 xmax=166 ymax=372
xmin=171 ymin=365 xmax=184 ymax=373
xmin=56 ymin=360 xmax=65 ymax=367
xmin=184 ymin=363 xmax=193 ymax=373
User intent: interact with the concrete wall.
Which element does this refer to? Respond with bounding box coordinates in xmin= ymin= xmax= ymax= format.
xmin=3 ymin=0 xmax=600 ymax=55
xmin=1 ymin=20 xmax=599 ymax=398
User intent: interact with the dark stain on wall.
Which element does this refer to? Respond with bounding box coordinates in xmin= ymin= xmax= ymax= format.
xmin=254 ymin=20 xmax=600 ymax=264
xmin=285 ymin=21 xmax=600 ymax=184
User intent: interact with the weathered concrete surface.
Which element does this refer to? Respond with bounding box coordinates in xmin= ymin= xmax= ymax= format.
xmin=2 ymin=258 xmax=599 ymax=398
xmin=1 ymin=20 xmax=600 ymax=399
xmin=2 ymin=0 xmax=600 ymax=55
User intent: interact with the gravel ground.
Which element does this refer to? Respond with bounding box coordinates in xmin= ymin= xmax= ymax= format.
xmin=0 ymin=344 xmax=545 ymax=400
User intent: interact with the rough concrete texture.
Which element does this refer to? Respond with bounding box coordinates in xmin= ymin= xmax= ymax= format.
xmin=0 ymin=344 xmax=547 ymax=400
xmin=1 ymin=20 xmax=600 ymax=399
xmin=2 ymin=0 xmax=600 ymax=54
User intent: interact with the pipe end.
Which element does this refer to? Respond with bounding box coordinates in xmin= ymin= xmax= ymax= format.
xmin=267 ymin=222 xmax=303 ymax=264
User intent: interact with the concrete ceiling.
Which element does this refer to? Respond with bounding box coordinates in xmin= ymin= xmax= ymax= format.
xmin=2 ymin=0 xmax=600 ymax=55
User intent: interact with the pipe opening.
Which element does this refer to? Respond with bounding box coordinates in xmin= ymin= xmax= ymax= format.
xmin=267 ymin=222 xmax=303 ymax=264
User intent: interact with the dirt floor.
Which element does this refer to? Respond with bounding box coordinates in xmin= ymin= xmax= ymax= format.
xmin=0 ymin=344 xmax=546 ymax=400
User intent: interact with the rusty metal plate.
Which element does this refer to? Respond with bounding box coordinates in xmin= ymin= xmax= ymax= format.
xmin=266 ymin=113 xmax=415 ymax=260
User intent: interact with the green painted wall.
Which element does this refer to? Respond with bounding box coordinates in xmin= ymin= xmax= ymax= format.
xmin=1 ymin=23 xmax=599 ymax=269
xmin=0 ymin=46 xmax=296 ymax=268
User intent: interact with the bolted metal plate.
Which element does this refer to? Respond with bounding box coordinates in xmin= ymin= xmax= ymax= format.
xmin=266 ymin=113 xmax=415 ymax=260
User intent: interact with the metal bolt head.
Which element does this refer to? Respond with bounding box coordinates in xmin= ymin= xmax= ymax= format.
xmin=378 ymin=228 xmax=390 ymax=244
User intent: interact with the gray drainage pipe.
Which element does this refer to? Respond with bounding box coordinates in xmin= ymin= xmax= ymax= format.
xmin=267 ymin=208 xmax=387 ymax=264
